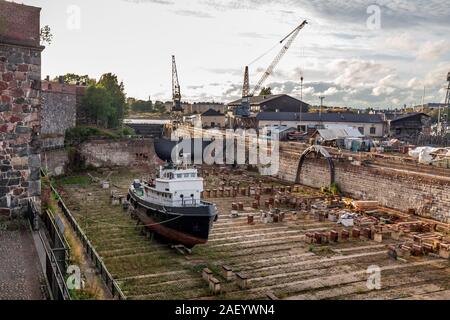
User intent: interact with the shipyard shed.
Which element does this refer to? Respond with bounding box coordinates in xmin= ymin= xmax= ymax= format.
xmin=228 ymin=94 xmax=310 ymax=113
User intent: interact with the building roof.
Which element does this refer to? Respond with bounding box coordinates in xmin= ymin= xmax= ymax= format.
xmin=228 ymin=94 xmax=285 ymax=106
xmin=123 ymin=119 xmax=170 ymax=125
xmin=201 ymin=108 xmax=224 ymax=116
xmin=314 ymin=127 xmax=364 ymax=141
xmin=256 ymin=112 xmax=384 ymax=124
xmin=390 ymin=112 xmax=430 ymax=123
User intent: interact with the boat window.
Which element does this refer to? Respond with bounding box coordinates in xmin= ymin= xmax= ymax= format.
xmin=177 ymin=174 xmax=182 ymax=178
xmin=184 ymin=173 xmax=190 ymax=178
xmin=191 ymin=173 xmax=196 ymax=177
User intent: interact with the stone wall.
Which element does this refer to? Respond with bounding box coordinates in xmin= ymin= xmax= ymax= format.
xmin=41 ymin=81 xmax=77 ymax=148
xmin=0 ymin=1 xmax=42 ymax=217
xmin=41 ymin=148 xmax=69 ymax=176
xmin=80 ymin=139 xmax=157 ymax=168
xmin=42 ymin=138 xmax=158 ymax=176
xmin=277 ymin=143 xmax=450 ymax=223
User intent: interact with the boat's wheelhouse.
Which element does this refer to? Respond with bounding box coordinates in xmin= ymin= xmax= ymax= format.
xmin=132 ymin=164 xmax=205 ymax=208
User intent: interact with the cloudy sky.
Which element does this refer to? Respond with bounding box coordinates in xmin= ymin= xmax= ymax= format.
xmin=21 ymin=0 xmax=450 ymax=108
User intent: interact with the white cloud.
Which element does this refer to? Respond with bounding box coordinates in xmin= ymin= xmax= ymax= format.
xmin=417 ymin=40 xmax=450 ymax=60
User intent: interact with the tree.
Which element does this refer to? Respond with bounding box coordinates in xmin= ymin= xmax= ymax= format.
xmin=82 ymin=85 xmax=114 ymax=128
xmin=131 ymin=99 xmax=153 ymax=113
xmin=40 ymin=25 xmax=53 ymax=45
xmin=259 ymin=87 xmax=272 ymax=96
xmin=55 ymin=73 xmax=95 ymax=85
xmin=97 ymin=73 xmax=127 ymax=127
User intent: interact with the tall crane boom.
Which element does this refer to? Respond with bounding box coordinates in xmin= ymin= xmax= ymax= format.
xmin=251 ymin=20 xmax=307 ymax=96
xmin=172 ymin=55 xmax=183 ymax=112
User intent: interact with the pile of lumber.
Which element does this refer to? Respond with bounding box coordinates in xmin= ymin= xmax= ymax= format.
xmin=352 ymin=200 xmax=379 ymax=211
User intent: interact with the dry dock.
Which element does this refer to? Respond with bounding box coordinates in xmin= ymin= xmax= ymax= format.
xmin=53 ymin=167 xmax=450 ymax=300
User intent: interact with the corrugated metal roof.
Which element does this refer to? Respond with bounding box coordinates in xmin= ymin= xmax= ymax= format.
xmin=315 ymin=127 xmax=364 ymax=141
xmin=256 ymin=112 xmax=384 ymax=123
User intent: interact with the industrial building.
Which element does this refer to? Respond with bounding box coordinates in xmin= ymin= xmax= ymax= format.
xmin=200 ymin=108 xmax=226 ymax=128
xmin=388 ymin=113 xmax=432 ymax=140
xmin=228 ymin=94 xmax=310 ymax=114
xmin=256 ymin=112 xmax=385 ymax=137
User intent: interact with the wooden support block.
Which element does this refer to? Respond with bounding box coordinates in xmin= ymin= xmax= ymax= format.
xmin=391 ymin=231 xmax=401 ymax=240
xmin=352 ymin=228 xmax=360 ymax=239
xmin=341 ymin=230 xmax=350 ymax=241
xmin=330 ymin=230 xmax=339 ymax=242
xmin=439 ymin=245 xmax=450 ymax=259
xmin=236 ymin=273 xmax=248 ymax=289
xmin=202 ymin=268 xmax=213 ymax=282
xmin=266 ymin=292 xmax=279 ymax=300
xmin=411 ymin=244 xmax=423 ymax=256
xmin=314 ymin=232 xmax=322 ymax=244
xmin=374 ymin=232 xmax=383 ymax=243
xmin=400 ymin=245 xmax=411 ymax=257
xmin=209 ymin=277 xmax=221 ymax=294
xmin=222 ymin=265 xmax=233 ymax=281
xmin=247 ymin=215 xmax=254 ymax=225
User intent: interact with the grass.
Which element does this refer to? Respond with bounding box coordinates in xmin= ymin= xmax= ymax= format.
xmin=56 ymin=175 xmax=91 ymax=186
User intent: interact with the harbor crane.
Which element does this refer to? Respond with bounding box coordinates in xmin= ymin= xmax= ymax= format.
xmin=235 ymin=20 xmax=308 ymax=120
xmin=172 ymin=55 xmax=183 ymax=112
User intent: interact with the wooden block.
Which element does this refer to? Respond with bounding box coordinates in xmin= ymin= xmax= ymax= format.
xmin=236 ymin=273 xmax=248 ymax=289
xmin=374 ymin=232 xmax=383 ymax=243
xmin=222 ymin=265 xmax=233 ymax=281
xmin=209 ymin=277 xmax=221 ymax=294
xmin=202 ymin=268 xmax=213 ymax=282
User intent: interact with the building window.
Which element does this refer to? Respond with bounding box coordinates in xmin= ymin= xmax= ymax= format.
xmin=358 ymin=127 xmax=364 ymax=134
xmin=370 ymin=127 xmax=376 ymax=135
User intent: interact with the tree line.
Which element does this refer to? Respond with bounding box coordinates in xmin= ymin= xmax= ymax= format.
xmin=56 ymin=73 xmax=169 ymax=129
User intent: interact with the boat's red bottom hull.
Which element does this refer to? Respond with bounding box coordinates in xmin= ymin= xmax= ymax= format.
xmin=135 ymin=210 xmax=207 ymax=248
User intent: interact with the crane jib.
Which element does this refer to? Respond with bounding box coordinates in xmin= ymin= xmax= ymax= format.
xmin=250 ymin=20 xmax=308 ymax=97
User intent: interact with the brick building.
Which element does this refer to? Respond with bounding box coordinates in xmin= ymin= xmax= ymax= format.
xmin=0 ymin=1 xmax=43 ymax=217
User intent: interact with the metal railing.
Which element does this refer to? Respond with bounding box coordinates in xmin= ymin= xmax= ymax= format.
xmin=50 ymin=184 xmax=126 ymax=300
xmin=39 ymin=230 xmax=71 ymax=300
xmin=28 ymin=198 xmax=71 ymax=300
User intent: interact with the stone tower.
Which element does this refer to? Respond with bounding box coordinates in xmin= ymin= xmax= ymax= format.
xmin=0 ymin=1 xmax=43 ymax=217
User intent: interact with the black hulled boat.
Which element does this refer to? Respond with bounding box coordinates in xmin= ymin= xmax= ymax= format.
xmin=127 ymin=138 xmax=218 ymax=248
